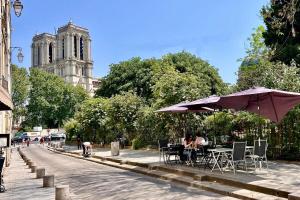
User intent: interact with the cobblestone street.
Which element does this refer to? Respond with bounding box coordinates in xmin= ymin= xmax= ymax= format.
xmin=1 ymin=145 xmax=235 ymax=200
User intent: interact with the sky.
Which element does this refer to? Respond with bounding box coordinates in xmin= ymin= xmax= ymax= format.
xmin=11 ymin=0 xmax=269 ymax=84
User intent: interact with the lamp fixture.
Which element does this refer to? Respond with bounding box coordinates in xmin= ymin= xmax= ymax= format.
xmin=12 ymin=0 xmax=23 ymax=17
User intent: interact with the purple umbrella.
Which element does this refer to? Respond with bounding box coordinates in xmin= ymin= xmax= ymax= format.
xmin=156 ymin=102 xmax=213 ymax=138
xmin=219 ymin=87 xmax=300 ymax=123
xmin=179 ymin=96 xmax=222 ymax=145
xmin=156 ymin=102 xmax=213 ymax=113
xmin=179 ymin=95 xmax=222 ymax=110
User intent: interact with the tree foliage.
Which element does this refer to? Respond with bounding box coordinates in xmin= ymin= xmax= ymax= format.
xmin=68 ymin=52 xmax=227 ymax=147
xmin=261 ymin=0 xmax=300 ymax=64
xmin=11 ymin=65 xmax=30 ymax=125
xmin=96 ymin=58 xmax=155 ymax=100
xmin=96 ymin=52 xmax=227 ymax=104
xmin=25 ymin=68 xmax=88 ymax=128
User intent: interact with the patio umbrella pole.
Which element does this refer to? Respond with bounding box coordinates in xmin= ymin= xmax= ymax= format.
xmin=257 ymin=94 xmax=262 ymax=139
xmin=213 ymin=109 xmax=216 ymax=148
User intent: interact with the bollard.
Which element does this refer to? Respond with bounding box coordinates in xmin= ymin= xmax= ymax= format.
xmin=31 ymin=165 xmax=37 ymax=173
xmin=43 ymin=175 xmax=54 ymax=187
xmin=36 ymin=168 xmax=45 ymax=179
xmin=26 ymin=159 xmax=32 ymax=165
xmin=55 ymin=185 xmax=70 ymax=200
xmin=28 ymin=161 xmax=35 ymax=168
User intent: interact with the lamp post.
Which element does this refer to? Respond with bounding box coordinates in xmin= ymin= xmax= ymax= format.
xmin=10 ymin=47 xmax=23 ymax=63
xmin=12 ymin=0 xmax=23 ymax=17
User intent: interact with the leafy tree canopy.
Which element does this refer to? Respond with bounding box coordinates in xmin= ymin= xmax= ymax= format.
xmin=11 ymin=65 xmax=30 ymax=125
xmin=261 ymin=0 xmax=300 ymax=64
xmin=25 ymin=68 xmax=88 ymax=128
xmin=96 ymin=52 xmax=227 ymax=105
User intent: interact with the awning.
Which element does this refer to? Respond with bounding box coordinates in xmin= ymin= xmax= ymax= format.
xmin=0 ymin=85 xmax=13 ymax=110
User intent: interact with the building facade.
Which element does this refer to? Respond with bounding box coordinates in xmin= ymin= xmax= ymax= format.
xmin=0 ymin=0 xmax=14 ymax=166
xmin=31 ymin=22 xmax=94 ymax=94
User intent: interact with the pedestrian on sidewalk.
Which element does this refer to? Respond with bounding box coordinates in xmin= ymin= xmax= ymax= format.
xmin=77 ymin=136 xmax=82 ymax=150
xmin=40 ymin=137 xmax=44 ymax=147
xmin=26 ymin=139 xmax=30 ymax=147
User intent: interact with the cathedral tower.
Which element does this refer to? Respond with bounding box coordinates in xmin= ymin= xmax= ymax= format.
xmin=31 ymin=21 xmax=93 ymax=94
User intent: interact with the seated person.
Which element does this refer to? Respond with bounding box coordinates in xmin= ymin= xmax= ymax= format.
xmin=183 ymin=134 xmax=193 ymax=148
xmin=194 ymin=133 xmax=208 ymax=148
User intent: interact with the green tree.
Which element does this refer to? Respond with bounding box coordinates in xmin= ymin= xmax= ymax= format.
xmin=241 ymin=26 xmax=269 ymax=65
xmin=96 ymin=52 xmax=228 ymax=104
xmin=64 ymin=118 xmax=81 ymax=140
xmin=261 ymin=0 xmax=300 ymax=64
xmin=152 ymin=68 xmax=210 ymax=107
xmin=25 ymin=68 xmax=88 ymax=128
xmin=160 ymin=52 xmax=227 ymax=95
xmin=75 ymin=98 xmax=109 ymax=142
xmin=107 ymin=92 xmax=144 ymax=142
xmin=11 ymin=65 xmax=30 ymax=126
xmin=96 ymin=57 xmax=155 ymax=100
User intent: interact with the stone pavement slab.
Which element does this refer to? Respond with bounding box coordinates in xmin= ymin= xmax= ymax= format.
xmin=0 ymin=148 xmax=54 ymax=200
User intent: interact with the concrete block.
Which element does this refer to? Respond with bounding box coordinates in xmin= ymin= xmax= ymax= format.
xmin=36 ymin=168 xmax=45 ymax=178
xmin=111 ymin=141 xmax=120 ymax=156
xmin=43 ymin=175 xmax=54 ymax=187
xmin=28 ymin=161 xmax=34 ymax=168
xmin=26 ymin=159 xmax=32 ymax=165
xmin=55 ymin=185 xmax=70 ymax=200
xmin=31 ymin=165 xmax=37 ymax=173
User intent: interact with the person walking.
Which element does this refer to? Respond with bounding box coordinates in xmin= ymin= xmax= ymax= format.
xmin=77 ymin=136 xmax=82 ymax=150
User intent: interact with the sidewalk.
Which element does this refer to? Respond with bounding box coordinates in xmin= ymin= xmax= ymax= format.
xmin=0 ymin=148 xmax=54 ymax=200
xmin=65 ymin=145 xmax=300 ymax=195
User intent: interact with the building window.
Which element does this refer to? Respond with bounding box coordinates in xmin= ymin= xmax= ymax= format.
xmin=80 ymin=37 xmax=84 ymax=60
xmin=62 ymin=38 xmax=65 ymax=59
xmin=60 ymin=68 xmax=64 ymax=76
xmin=37 ymin=46 xmax=41 ymax=65
xmin=49 ymin=43 xmax=53 ymax=63
xmin=74 ymin=35 xmax=77 ymax=58
xmin=82 ymin=67 xmax=87 ymax=76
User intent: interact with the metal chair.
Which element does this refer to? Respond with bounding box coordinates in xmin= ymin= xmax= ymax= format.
xmin=227 ymin=142 xmax=247 ymax=174
xmin=165 ymin=144 xmax=182 ymax=165
xmin=249 ymin=139 xmax=268 ymax=170
xmin=199 ymin=141 xmax=214 ymax=169
xmin=158 ymin=140 xmax=169 ymax=163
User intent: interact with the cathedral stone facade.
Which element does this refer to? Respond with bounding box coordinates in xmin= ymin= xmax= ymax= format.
xmin=31 ymin=22 xmax=93 ymax=94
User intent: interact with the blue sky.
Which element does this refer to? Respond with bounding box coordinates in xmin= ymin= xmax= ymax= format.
xmin=11 ymin=0 xmax=269 ymax=84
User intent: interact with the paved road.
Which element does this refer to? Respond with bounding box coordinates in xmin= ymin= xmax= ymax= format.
xmin=23 ymin=145 xmax=235 ymax=200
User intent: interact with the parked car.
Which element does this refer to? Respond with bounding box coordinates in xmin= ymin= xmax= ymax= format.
xmin=50 ymin=133 xmax=66 ymax=141
xmin=12 ymin=134 xmax=30 ymax=143
xmin=33 ymin=137 xmax=41 ymax=142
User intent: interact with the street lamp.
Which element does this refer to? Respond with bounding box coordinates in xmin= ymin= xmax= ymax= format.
xmin=12 ymin=0 xmax=23 ymax=17
xmin=10 ymin=47 xmax=23 ymax=63
xmin=16 ymin=48 xmax=23 ymax=63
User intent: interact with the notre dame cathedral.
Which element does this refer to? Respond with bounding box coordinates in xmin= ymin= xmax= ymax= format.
xmin=31 ymin=21 xmax=95 ymax=94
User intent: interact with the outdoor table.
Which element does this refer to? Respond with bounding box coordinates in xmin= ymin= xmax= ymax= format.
xmin=208 ymin=148 xmax=232 ymax=173
xmin=208 ymin=146 xmax=254 ymax=173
